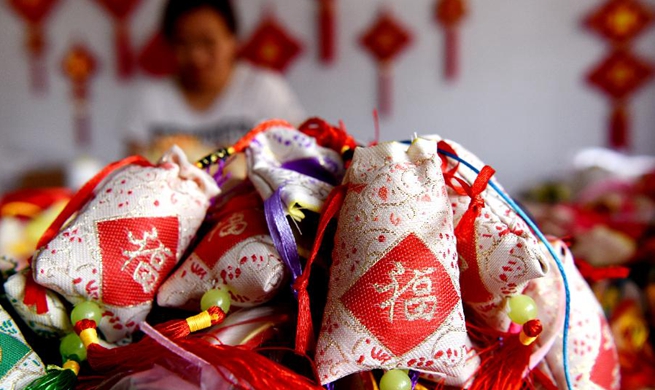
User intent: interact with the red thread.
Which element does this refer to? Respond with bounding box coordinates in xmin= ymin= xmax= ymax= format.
xmin=437 ymin=141 xmax=468 ymax=196
xmin=298 ymin=117 xmax=357 ymax=154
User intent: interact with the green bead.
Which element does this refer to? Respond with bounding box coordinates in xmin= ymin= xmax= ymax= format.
xmin=60 ymin=333 xmax=86 ymax=362
xmin=379 ymin=369 xmax=412 ymax=390
xmin=201 ymin=288 xmax=231 ymax=313
xmin=70 ymin=301 xmax=102 ymax=326
xmin=507 ymin=294 xmax=538 ymax=325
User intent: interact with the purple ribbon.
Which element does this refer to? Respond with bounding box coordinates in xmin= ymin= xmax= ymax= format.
xmin=264 ymin=188 xmax=303 ymax=291
xmin=281 ymin=157 xmax=339 ymax=185
xmin=409 ymin=369 xmax=420 ymax=389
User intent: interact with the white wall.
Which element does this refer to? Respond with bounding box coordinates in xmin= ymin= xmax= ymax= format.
xmin=1 ymin=0 xmax=654 ymax=194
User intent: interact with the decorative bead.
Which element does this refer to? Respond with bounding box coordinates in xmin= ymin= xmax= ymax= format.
xmin=70 ymin=301 xmax=102 ymax=326
xmin=507 ymin=294 xmax=538 ymax=325
xmin=60 ymin=333 xmax=86 ymax=362
xmin=519 ymin=318 xmax=543 ymax=346
xmin=379 ymin=369 xmax=412 ymax=390
xmin=200 ymin=288 xmax=231 ymax=313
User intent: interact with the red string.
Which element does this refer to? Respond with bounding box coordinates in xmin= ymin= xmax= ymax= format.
xmin=293 ymin=184 xmax=347 ymax=354
xmin=298 ymin=117 xmax=357 ymax=153
xmin=437 ymin=140 xmax=468 ymax=196
xmin=454 ymin=165 xmax=495 ymax=240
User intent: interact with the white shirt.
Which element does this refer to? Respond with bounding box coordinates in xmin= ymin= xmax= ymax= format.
xmin=124 ymin=62 xmax=305 ymax=148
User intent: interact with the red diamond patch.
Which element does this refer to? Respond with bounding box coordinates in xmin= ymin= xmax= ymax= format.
xmin=341 ymin=233 xmax=458 ymax=356
xmin=98 ymin=216 xmax=179 ymax=306
xmin=194 ymin=208 xmax=268 ymax=269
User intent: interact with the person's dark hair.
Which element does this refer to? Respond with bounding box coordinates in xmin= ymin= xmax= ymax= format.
xmin=162 ymin=0 xmax=238 ymax=41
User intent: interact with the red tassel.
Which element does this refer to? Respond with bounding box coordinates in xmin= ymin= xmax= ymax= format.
xmin=378 ymin=63 xmax=392 ymax=117
xmin=26 ymin=23 xmax=47 ymax=93
xmin=114 ymin=20 xmax=134 ymax=79
xmin=318 ymin=0 xmax=336 ymax=64
xmin=609 ymin=104 xmax=629 ymax=150
xmin=76 ymin=321 xmax=321 ymax=389
xmin=468 ymin=329 xmax=534 ymax=390
xmin=465 ymin=316 xmax=544 ymax=390
xmin=77 ymin=307 xmax=226 ymax=373
xmin=444 ymin=27 xmax=458 ymax=80
xmin=171 ymin=340 xmax=322 ymax=389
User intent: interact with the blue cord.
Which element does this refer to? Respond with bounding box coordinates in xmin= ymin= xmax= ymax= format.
xmin=435 ymin=147 xmax=573 ymax=390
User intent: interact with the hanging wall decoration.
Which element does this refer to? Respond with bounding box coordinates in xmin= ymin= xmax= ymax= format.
xmin=91 ymin=0 xmax=142 ymax=80
xmin=240 ymin=9 xmax=303 ymax=73
xmin=317 ymin=0 xmax=336 ymax=64
xmin=137 ymin=32 xmax=176 ymax=78
xmin=583 ymin=0 xmax=654 ymax=150
xmin=435 ymin=0 xmax=466 ymax=81
xmin=359 ymin=7 xmax=413 ymax=117
xmin=61 ymin=43 xmax=99 ymax=149
xmin=6 ymin=0 xmax=60 ymax=94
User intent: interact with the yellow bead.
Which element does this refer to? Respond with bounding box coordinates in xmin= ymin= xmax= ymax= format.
xmin=507 ymin=294 xmax=538 ymax=325
xmin=379 ymin=369 xmax=412 ymax=390
xmin=200 ymin=288 xmax=231 ymax=313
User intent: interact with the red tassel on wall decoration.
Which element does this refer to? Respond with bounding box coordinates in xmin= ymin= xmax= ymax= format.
xmin=61 ymin=43 xmax=99 ymax=148
xmin=91 ymin=0 xmax=142 ymax=80
xmin=359 ymin=8 xmax=413 ymax=117
xmin=610 ymin=104 xmax=629 ymax=151
xmin=435 ymin=0 xmax=467 ymax=81
xmin=583 ymin=0 xmax=655 ymax=151
xmin=317 ymin=0 xmax=336 ymax=64
xmin=7 ymin=0 xmax=60 ymax=94
xmin=586 ymin=49 xmax=653 ymax=151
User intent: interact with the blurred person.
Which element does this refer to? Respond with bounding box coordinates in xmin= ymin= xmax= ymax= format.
xmin=124 ymin=0 xmax=304 ymax=160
